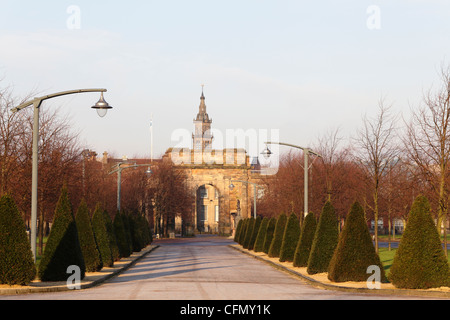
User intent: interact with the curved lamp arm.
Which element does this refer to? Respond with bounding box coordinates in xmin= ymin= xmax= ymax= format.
xmin=11 ymin=88 xmax=107 ymax=113
xmin=264 ymin=141 xmax=322 ymax=158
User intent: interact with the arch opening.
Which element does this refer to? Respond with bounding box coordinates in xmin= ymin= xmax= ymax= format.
xmin=196 ymin=184 xmax=220 ymax=233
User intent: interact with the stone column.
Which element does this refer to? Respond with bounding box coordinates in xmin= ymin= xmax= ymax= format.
xmin=220 ymin=176 xmax=231 ymax=235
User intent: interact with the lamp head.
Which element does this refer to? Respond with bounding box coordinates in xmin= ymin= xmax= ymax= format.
xmin=92 ymin=92 xmax=112 ymax=118
xmin=261 ymin=146 xmax=273 ymax=160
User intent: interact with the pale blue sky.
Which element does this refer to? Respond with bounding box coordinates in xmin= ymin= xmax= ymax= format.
xmin=1 ymin=1 xmax=450 ymax=160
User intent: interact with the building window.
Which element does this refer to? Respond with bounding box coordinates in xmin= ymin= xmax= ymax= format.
xmin=199 ymin=205 xmax=208 ymax=221
xmin=215 ymin=205 xmax=219 ymax=222
xmin=199 ymin=187 xmax=208 ymax=199
xmin=215 ymin=189 xmax=219 ymax=199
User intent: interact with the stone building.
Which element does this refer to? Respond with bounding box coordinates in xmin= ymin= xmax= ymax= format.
xmin=163 ymin=89 xmax=262 ymax=236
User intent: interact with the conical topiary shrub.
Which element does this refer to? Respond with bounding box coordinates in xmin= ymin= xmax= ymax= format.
xmin=293 ymin=212 xmax=317 ymax=268
xmin=92 ymin=203 xmax=113 ymax=268
xmin=248 ymin=217 xmax=262 ymax=251
xmin=139 ymin=214 xmax=152 ymax=247
xmin=328 ymin=202 xmax=387 ymax=283
xmin=75 ymin=199 xmax=102 ymax=273
xmin=134 ymin=214 xmax=150 ymax=248
xmin=279 ymin=213 xmax=301 ymax=263
xmin=122 ymin=212 xmax=133 ymax=254
xmin=268 ymin=213 xmax=287 ymax=258
xmin=128 ymin=212 xmax=144 ymax=252
xmin=142 ymin=214 xmax=152 ymax=247
xmin=243 ymin=218 xmax=255 ymax=249
xmin=131 ymin=212 xmax=144 ymax=252
xmin=39 ymin=186 xmax=86 ymax=281
xmin=389 ymin=195 xmax=450 ymax=289
xmin=234 ymin=219 xmax=243 ymax=243
xmin=254 ymin=217 xmax=269 ymax=253
xmin=263 ymin=218 xmax=277 ymax=254
xmin=0 ymin=195 xmax=36 ymax=285
xmin=307 ymin=201 xmax=339 ymax=275
xmin=114 ymin=211 xmax=132 ymax=258
xmin=237 ymin=219 xmax=248 ymax=245
xmin=103 ymin=210 xmax=120 ymax=260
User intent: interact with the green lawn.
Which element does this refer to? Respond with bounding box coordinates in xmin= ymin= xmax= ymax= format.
xmin=378 ymin=248 xmax=397 ymax=277
xmin=377 ymin=234 xmax=450 ymax=242
xmin=379 ymin=248 xmax=450 ymax=277
xmin=35 ymin=236 xmax=48 ymax=268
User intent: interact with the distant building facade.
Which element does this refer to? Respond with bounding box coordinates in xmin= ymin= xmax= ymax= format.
xmin=163 ymin=89 xmax=261 ymax=236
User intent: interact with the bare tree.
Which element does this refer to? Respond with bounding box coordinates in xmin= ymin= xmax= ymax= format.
xmin=315 ymin=128 xmax=345 ymax=202
xmin=354 ymin=99 xmax=400 ymax=253
xmin=0 ymin=82 xmax=84 ymax=254
xmin=312 ymin=129 xmax=367 ymax=228
xmin=258 ymin=151 xmax=304 ymax=218
xmin=0 ymin=84 xmax=34 ymax=196
xmin=13 ymin=107 xmax=83 ymax=254
xmin=148 ymin=160 xmax=193 ymax=237
xmin=404 ymin=66 xmax=450 ymax=257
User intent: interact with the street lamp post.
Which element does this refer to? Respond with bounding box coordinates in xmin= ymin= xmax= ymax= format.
xmin=12 ymin=89 xmax=112 ymax=262
xmin=109 ymin=163 xmax=153 ymax=212
xmin=229 ymin=180 xmax=261 ymax=219
xmin=262 ymin=142 xmax=322 ymax=218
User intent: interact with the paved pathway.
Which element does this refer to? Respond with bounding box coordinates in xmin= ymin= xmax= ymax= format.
xmin=0 ymin=236 xmax=441 ymax=300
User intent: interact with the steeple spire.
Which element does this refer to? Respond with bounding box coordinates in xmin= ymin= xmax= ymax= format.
xmin=193 ymin=85 xmax=213 ymax=150
xmin=196 ymin=85 xmax=210 ymax=122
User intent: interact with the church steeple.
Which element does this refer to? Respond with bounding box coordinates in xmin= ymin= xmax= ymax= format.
xmin=196 ymin=85 xmax=211 ymax=123
xmin=193 ymin=86 xmax=213 ymax=150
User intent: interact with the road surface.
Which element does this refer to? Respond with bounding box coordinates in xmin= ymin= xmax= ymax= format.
xmin=0 ymin=236 xmax=441 ymax=301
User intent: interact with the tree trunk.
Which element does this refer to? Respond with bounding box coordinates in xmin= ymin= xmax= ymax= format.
xmin=438 ymin=171 xmax=448 ymax=258
xmin=373 ymin=189 xmax=379 ymax=254
xmin=39 ymin=209 xmax=45 ymax=256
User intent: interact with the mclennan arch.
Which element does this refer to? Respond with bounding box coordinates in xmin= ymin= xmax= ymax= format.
xmin=162 ymin=88 xmax=262 ymax=236
xmin=165 ymin=148 xmax=257 ymax=236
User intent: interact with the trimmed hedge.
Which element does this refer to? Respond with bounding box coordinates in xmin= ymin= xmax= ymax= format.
xmin=38 ymin=186 xmax=85 ymax=282
xmin=237 ymin=219 xmax=248 ymax=245
xmin=307 ymin=201 xmax=338 ymax=275
xmin=263 ymin=218 xmax=277 ymax=254
xmin=268 ymin=213 xmax=287 ymax=258
xmin=0 ymin=195 xmax=36 ymax=285
xmin=234 ymin=219 xmax=243 ymax=243
xmin=328 ymin=202 xmax=387 ymax=283
xmin=293 ymin=212 xmax=317 ymax=268
xmin=389 ymin=195 xmax=450 ymax=289
xmin=279 ymin=213 xmax=301 ymax=263
xmin=103 ymin=210 xmax=120 ymax=261
xmin=248 ymin=217 xmax=262 ymax=251
xmin=128 ymin=213 xmax=142 ymax=252
xmin=92 ymin=203 xmax=113 ymax=268
xmin=75 ymin=199 xmax=102 ymax=273
xmin=114 ymin=211 xmax=132 ymax=258
xmin=122 ymin=212 xmax=133 ymax=254
xmin=243 ymin=218 xmax=255 ymax=249
xmin=128 ymin=212 xmax=152 ymax=252
xmin=254 ymin=217 xmax=269 ymax=253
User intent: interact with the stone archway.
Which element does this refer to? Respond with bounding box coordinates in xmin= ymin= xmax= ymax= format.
xmin=164 ymin=148 xmax=261 ymax=236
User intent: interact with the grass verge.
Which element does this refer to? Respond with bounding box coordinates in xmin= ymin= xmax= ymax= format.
xmin=379 ymin=248 xmax=450 ymax=277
